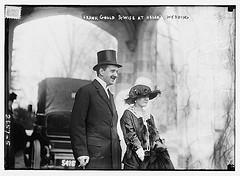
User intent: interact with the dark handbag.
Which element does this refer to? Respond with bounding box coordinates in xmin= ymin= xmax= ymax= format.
xmin=140 ymin=147 xmax=175 ymax=170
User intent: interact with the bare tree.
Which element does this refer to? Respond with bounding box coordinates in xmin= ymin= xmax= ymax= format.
xmin=47 ymin=15 xmax=117 ymax=79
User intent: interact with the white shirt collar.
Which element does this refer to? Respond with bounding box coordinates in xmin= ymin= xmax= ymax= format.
xmin=95 ymin=76 xmax=111 ymax=97
xmin=95 ymin=76 xmax=108 ymax=89
xmin=95 ymin=75 xmax=117 ymax=97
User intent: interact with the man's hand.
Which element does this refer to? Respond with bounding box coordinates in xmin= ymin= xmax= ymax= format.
xmin=77 ymin=156 xmax=90 ymax=168
xmin=136 ymin=147 xmax=145 ymax=161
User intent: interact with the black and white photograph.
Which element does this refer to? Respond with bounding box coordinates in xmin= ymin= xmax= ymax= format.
xmin=2 ymin=1 xmax=238 ymax=175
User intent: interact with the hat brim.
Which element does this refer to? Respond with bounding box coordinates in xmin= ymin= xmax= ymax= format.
xmin=125 ymin=97 xmax=135 ymax=105
xmin=149 ymin=90 xmax=161 ymax=100
xmin=93 ymin=63 xmax=122 ymax=71
xmin=125 ymin=90 xmax=161 ymax=105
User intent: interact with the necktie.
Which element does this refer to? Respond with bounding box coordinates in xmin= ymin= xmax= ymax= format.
xmin=107 ymin=89 xmax=116 ymax=114
xmin=107 ymin=89 xmax=113 ymax=103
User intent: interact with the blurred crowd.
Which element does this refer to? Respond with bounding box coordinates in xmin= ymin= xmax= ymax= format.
xmin=6 ymin=92 xmax=37 ymax=169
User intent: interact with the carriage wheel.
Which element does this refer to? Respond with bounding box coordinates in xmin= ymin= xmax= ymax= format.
xmin=31 ymin=140 xmax=41 ymax=169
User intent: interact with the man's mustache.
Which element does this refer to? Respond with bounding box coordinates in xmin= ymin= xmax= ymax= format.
xmin=110 ymin=76 xmax=117 ymax=79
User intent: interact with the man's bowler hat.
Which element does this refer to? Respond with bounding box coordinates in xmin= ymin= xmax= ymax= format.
xmin=93 ymin=49 xmax=122 ymax=71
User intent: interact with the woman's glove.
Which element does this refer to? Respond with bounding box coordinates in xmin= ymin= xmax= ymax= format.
xmin=155 ymin=140 xmax=167 ymax=149
xmin=136 ymin=147 xmax=145 ymax=161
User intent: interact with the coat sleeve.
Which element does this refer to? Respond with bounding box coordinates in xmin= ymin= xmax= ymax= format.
xmin=148 ymin=115 xmax=161 ymax=142
xmin=120 ymin=110 xmax=142 ymax=150
xmin=69 ymin=87 xmax=90 ymax=159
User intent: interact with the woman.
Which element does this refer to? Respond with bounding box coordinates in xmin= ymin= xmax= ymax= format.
xmin=120 ymin=84 xmax=174 ymax=170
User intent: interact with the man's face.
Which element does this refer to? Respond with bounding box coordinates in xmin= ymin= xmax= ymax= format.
xmin=100 ymin=65 xmax=119 ymax=86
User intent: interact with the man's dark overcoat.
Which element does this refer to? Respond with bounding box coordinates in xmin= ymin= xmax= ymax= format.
xmin=70 ymin=79 xmax=122 ymax=169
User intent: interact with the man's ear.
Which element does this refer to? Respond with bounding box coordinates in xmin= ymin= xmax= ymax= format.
xmin=99 ymin=67 xmax=104 ymax=76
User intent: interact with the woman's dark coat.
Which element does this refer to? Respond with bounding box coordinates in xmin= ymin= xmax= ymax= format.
xmin=120 ymin=109 xmax=160 ymax=169
xmin=70 ymin=79 xmax=122 ymax=169
xmin=120 ymin=109 xmax=174 ymax=170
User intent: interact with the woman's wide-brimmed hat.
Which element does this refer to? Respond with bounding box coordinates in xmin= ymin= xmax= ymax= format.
xmin=93 ymin=49 xmax=122 ymax=71
xmin=125 ymin=84 xmax=161 ymax=104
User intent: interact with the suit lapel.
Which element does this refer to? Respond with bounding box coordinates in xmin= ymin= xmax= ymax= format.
xmin=93 ymin=79 xmax=113 ymax=114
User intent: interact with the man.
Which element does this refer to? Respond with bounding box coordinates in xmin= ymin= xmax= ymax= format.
xmin=8 ymin=92 xmax=17 ymax=114
xmin=70 ymin=49 xmax=122 ymax=169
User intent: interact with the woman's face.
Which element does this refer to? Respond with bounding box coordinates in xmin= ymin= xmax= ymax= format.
xmin=135 ymin=95 xmax=149 ymax=108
